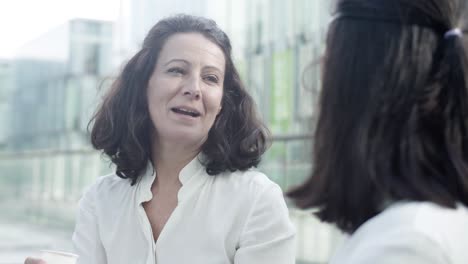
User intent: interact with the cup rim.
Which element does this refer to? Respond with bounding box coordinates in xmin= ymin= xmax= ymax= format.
xmin=40 ymin=250 xmax=79 ymax=258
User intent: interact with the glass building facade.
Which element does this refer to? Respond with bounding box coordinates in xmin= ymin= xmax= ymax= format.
xmin=0 ymin=60 xmax=13 ymax=150
xmin=7 ymin=19 xmax=113 ymax=151
xmin=0 ymin=19 xmax=116 ymax=262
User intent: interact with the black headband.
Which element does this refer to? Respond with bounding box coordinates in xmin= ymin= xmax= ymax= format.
xmin=332 ymin=2 xmax=447 ymax=34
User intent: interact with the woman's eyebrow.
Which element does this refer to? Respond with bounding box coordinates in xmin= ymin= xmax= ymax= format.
xmin=163 ymin=58 xmax=190 ymax=66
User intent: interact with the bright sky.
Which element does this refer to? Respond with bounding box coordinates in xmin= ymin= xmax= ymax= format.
xmin=0 ymin=0 xmax=120 ymax=59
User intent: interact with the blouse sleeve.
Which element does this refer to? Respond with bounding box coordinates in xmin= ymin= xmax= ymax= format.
xmin=234 ymin=184 xmax=296 ymax=264
xmin=72 ymin=184 xmax=108 ymax=264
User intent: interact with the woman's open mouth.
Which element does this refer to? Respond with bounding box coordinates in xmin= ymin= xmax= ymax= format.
xmin=171 ymin=107 xmax=201 ymax=117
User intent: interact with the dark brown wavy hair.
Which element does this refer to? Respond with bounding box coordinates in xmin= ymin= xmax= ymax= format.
xmin=90 ymin=14 xmax=270 ymax=185
xmin=288 ymin=0 xmax=468 ymax=233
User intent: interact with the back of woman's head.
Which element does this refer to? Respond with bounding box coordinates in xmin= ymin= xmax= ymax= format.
xmin=90 ymin=14 xmax=269 ymax=185
xmin=288 ymin=0 xmax=468 ymax=233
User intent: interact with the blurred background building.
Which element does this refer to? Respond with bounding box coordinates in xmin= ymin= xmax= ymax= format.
xmin=0 ymin=59 xmax=13 ymax=150
xmin=9 ymin=19 xmax=113 ymax=151
xmin=0 ymin=1 xmax=343 ymax=263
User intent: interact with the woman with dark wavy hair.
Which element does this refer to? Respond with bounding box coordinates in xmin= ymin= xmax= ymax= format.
xmin=288 ymin=0 xmax=468 ymax=263
xmin=25 ymin=14 xmax=295 ymax=264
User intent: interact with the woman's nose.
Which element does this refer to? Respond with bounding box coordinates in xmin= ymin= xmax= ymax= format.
xmin=183 ymin=76 xmax=201 ymax=100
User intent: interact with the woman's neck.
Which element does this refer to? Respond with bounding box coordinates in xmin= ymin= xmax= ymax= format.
xmin=151 ymin=139 xmax=201 ymax=187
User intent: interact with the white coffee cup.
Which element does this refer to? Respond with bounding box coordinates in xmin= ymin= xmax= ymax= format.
xmin=40 ymin=250 xmax=79 ymax=264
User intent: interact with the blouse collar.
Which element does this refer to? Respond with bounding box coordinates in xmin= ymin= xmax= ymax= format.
xmin=137 ymin=154 xmax=206 ymax=204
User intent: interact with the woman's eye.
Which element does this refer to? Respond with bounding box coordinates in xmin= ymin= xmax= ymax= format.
xmin=204 ymin=75 xmax=219 ymax=84
xmin=167 ymin=67 xmax=185 ymax=75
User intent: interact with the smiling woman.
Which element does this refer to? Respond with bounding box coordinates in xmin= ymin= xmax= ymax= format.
xmin=25 ymin=14 xmax=295 ymax=264
xmin=147 ymin=33 xmax=225 ymax=151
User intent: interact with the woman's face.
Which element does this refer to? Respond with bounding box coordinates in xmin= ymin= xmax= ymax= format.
xmin=147 ymin=33 xmax=225 ymax=147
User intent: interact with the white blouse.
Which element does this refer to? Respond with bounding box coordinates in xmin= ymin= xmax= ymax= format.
xmin=330 ymin=201 xmax=468 ymax=264
xmin=72 ymin=157 xmax=296 ymax=264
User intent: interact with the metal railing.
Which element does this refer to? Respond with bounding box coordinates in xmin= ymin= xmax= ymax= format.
xmin=261 ymin=134 xmax=314 ymax=190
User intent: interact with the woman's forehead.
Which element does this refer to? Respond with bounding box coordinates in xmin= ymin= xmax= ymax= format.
xmin=157 ymin=33 xmax=226 ymax=72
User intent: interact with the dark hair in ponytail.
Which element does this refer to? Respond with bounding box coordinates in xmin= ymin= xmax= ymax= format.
xmin=287 ymin=0 xmax=468 ymax=233
xmin=436 ymin=23 xmax=468 ymax=199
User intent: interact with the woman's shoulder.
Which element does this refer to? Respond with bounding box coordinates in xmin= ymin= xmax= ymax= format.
xmin=88 ymin=172 xmax=132 ymax=192
xmin=381 ymin=201 xmax=468 ymax=236
xmin=217 ymin=168 xmax=281 ymax=195
xmin=207 ymin=169 xmax=288 ymax=219
xmin=355 ymin=201 xmax=468 ymax=240
xmin=410 ymin=202 xmax=468 ymax=253
xmin=332 ymin=201 xmax=468 ymax=263
xmin=80 ymin=172 xmax=135 ymax=205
